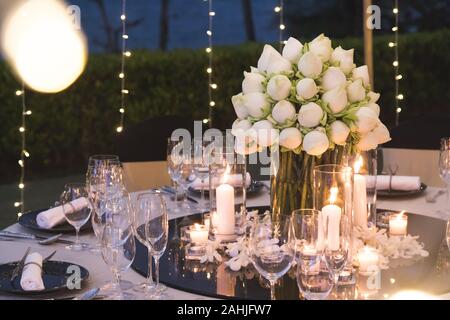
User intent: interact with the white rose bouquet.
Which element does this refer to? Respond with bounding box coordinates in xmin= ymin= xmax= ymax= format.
xmin=231 ymin=34 xmax=391 ymax=157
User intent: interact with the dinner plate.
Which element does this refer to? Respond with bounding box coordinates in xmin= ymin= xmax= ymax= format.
xmin=0 ymin=260 xmax=89 ymax=295
xmin=18 ymin=208 xmax=92 ymax=234
xmin=188 ymin=181 xmax=265 ymax=197
xmin=377 ymin=182 xmax=427 ymax=198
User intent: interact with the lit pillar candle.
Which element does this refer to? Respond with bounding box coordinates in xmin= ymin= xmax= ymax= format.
xmin=216 ymin=168 xmax=235 ymax=235
xmin=357 ymin=246 xmax=379 ymax=274
xmin=190 ymin=224 xmax=209 ymax=244
xmin=353 ymin=156 xmax=368 ymax=228
xmin=322 ymin=187 xmax=342 ymax=251
xmin=389 ymin=211 xmax=408 ymax=236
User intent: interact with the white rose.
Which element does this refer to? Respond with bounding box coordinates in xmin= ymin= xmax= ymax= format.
xmin=296 ymin=78 xmax=318 ymax=100
xmin=272 ymin=100 xmax=296 ymax=124
xmin=282 ymin=37 xmax=303 ymax=64
xmin=372 ymin=121 xmax=391 ymax=144
xmin=329 ymin=120 xmax=350 ymax=145
xmin=322 ymin=86 xmax=348 ymax=113
xmin=298 ymin=102 xmax=324 ymax=128
xmin=250 ymin=120 xmax=279 ymax=147
xmin=267 ymin=75 xmax=291 ymax=101
xmin=309 ymin=34 xmax=332 ymax=62
xmin=347 ymin=79 xmax=366 ymax=103
xmin=231 ymin=93 xmax=248 ymax=119
xmin=257 ymin=44 xmax=280 ymax=72
xmin=368 ymin=91 xmax=380 ymax=103
xmin=352 ymin=65 xmax=370 ymax=87
xmin=355 ymin=106 xmax=378 ymax=134
xmin=279 ymin=127 xmax=302 ymax=150
xmin=366 ymin=102 xmax=380 ymax=117
xmin=330 ymin=46 xmax=355 ymax=74
xmin=298 ymin=51 xmax=323 ymax=79
xmin=231 ymin=118 xmax=252 ymax=136
xmin=302 ymin=130 xmax=330 ymax=156
xmin=321 ymin=66 xmax=346 ymax=91
xmin=357 ymin=132 xmax=378 ymax=151
xmin=243 ymin=92 xmax=270 ymax=119
xmin=242 ymin=71 xmax=265 ymax=94
xmin=266 ymin=54 xmax=292 ymax=74
xmin=234 ymin=131 xmax=259 ymax=155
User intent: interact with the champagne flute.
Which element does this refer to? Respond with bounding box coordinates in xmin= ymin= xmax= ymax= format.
xmin=145 ymin=193 xmax=169 ymax=299
xmin=192 ymin=138 xmax=210 ymax=212
xmin=250 ymin=215 xmax=294 ymax=300
xmin=60 ymin=183 xmax=92 ymax=251
xmin=177 ymin=157 xmax=197 ymax=210
xmin=167 ymin=138 xmax=184 ymax=212
xmin=439 ymin=137 xmax=450 ymax=216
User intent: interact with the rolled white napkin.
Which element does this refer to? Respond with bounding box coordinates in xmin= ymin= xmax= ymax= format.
xmin=365 ymin=175 xmax=421 ymax=191
xmin=36 ymin=197 xmax=89 ymax=229
xmin=20 ymin=252 xmax=45 ymax=291
xmin=191 ymin=173 xmax=251 ymax=190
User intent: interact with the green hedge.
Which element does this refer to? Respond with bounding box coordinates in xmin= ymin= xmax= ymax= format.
xmin=1 ymin=29 xmax=449 ymax=182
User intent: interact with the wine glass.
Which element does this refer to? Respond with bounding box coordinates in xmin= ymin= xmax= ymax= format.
xmin=86 ymin=154 xmax=121 ymax=203
xmin=250 ymin=215 xmax=294 ymax=300
xmin=101 ymin=213 xmax=136 ymax=300
xmin=145 ymin=193 xmax=169 ymax=299
xmin=133 ymin=192 xmax=159 ymax=295
xmin=167 ymin=138 xmax=184 ymax=212
xmin=60 ymin=183 xmax=92 ymax=251
xmin=439 ymin=137 xmax=450 ymax=216
xmin=192 ymin=138 xmax=210 ymax=212
xmin=292 ymin=209 xmax=333 ymax=300
xmin=177 ymin=157 xmax=197 ymax=210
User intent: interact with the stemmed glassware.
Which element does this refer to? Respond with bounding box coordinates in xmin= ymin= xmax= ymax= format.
xmin=60 ymin=183 xmax=92 ymax=251
xmin=167 ymin=138 xmax=184 ymax=212
xmin=192 ymin=138 xmax=210 ymax=212
xmin=144 ymin=192 xmax=169 ymax=299
xmin=177 ymin=157 xmax=197 ymax=210
xmin=439 ymin=137 xmax=450 ymax=216
xmin=250 ymin=215 xmax=294 ymax=300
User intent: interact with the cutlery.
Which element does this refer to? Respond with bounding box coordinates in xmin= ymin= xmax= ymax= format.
xmin=38 ymin=234 xmax=63 ymax=245
xmin=10 ymin=247 xmax=31 ymax=281
xmin=0 ymin=231 xmax=88 ymax=247
xmin=161 ymin=186 xmax=199 ymax=204
xmin=425 ymin=189 xmax=446 ymax=203
xmin=72 ymin=287 xmax=100 ymax=300
xmin=42 ymin=250 xmax=57 ymax=263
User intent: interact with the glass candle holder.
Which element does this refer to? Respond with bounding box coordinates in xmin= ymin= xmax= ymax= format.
xmin=346 ymin=150 xmax=378 ymax=228
xmin=189 ymin=223 xmax=209 ymax=244
xmin=208 ymin=149 xmax=247 ymax=236
xmin=357 ymin=246 xmax=380 ymax=275
xmin=388 ymin=211 xmax=408 ymax=236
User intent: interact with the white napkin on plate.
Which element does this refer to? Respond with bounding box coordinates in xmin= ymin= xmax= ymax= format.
xmin=191 ymin=173 xmax=251 ymax=190
xmin=365 ymin=175 xmax=421 ymax=191
xmin=36 ymin=197 xmax=89 ymax=229
xmin=20 ymin=252 xmax=45 ymax=291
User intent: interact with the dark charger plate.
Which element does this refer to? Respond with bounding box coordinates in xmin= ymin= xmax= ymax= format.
xmin=0 ymin=261 xmax=89 ymax=295
xmin=18 ymin=208 xmax=92 ymax=234
xmin=131 ymin=206 xmax=448 ymax=300
xmin=378 ymin=182 xmax=427 ymax=198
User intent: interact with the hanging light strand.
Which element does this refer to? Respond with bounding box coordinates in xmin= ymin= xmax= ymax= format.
xmin=392 ymin=0 xmax=402 ymax=126
xmin=274 ymin=0 xmax=285 ymax=50
xmin=16 ymin=82 xmax=29 ymax=217
xmin=117 ymin=0 xmax=129 ymax=133
xmin=205 ymin=0 xmax=215 ymax=127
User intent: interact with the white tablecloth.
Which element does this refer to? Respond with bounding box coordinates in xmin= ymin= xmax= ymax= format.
xmin=0 ymin=185 xmax=448 ymax=300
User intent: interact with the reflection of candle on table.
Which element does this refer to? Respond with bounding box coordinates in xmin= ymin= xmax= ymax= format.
xmin=353 ymin=156 xmax=368 ymax=228
xmin=190 ymin=224 xmax=209 ymax=244
xmin=302 ymin=244 xmax=317 ymax=256
xmin=322 ymin=187 xmax=341 ymax=251
xmin=216 ymin=166 xmax=235 ymax=235
xmin=357 ymin=246 xmax=379 ymax=274
xmin=389 ymin=211 xmax=408 ymax=236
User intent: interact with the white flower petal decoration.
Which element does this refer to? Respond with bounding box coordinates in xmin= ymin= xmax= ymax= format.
xmin=309 ymin=33 xmax=332 ymax=62
xmin=272 ymin=100 xmax=296 ymax=124
xmin=298 ymin=102 xmax=324 ymax=128
xmin=352 ymin=65 xmax=370 ymax=87
xmin=231 ymin=118 xmax=252 ymax=136
xmin=242 ymin=71 xmax=265 ymax=94
xmin=249 ymin=120 xmax=278 ymax=147
xmin=298 ymin=51 xmax=323 ymax=79
xmin=279 ymin=127 xmax=302 ymax=150
xmin=282 ymin=37 xmax=303 ymax=63
xmin=372 ymin=121 xmax=391 ymax=144
xmin=231 ymin=93 xmax=248 ymax=119
xmin=329 ymin=120 xmax=350 ymax=145
xmin=357 ymin=131 xmax=378 ymax=151
xmin=267 ymin=75 xmax=291 ymax=101
xmin=368 ymin=91 xmax=380 ymax=103
xmin=257 ymin=44 xmax=280 ymax=72
xmin=347 ymin=79 xmax=366 ymax=103
xmin=302 ymin=130 xmax=329 ymax=156
xmin=266 ymin=54 xmax=293 ymax=74
xmin=355 ymin=106 xmax=379 ymax=134
xmin=243 ymin=92 xmax=270 ymax=119
xmin=331 ymin=46 xmax=355 ymax=74
xmin=321 ymin=66 xmax=346 ymax=91
xmin=366 ymin=102 xmax=380 ymax=117
xmin=296 ymin=78 xmax=318 ymax=100
xmin=322 ymin=85 xmax=348 ymax=114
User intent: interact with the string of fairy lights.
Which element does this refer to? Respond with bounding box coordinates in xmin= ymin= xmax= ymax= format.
xmin=204 ymin=0 xmax=216 ymax=127
xmin=274 ymin=0 xmax=286 ymax=50
xmin=390 ymin=0 xmax=403 ymax=126
xmin=116 ymin=0 xmax=131 ymax=133
xmin=15 ymin=83 xmax=30 ymax=218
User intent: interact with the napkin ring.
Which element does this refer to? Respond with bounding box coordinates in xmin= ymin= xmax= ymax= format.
xmin=23 ymin=262 xmax=43 ymax=274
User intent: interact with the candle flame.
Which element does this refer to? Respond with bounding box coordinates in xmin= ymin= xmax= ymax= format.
xmin=329 ymin=187 xmax=338 ymax=204
xmin=354 ymin=155 xmax=363 ymax=174
xmin=194 ymin=223 xmax=201 ymax=230
xmin=397 ymin=210 xmax=406 ymax=219
xmin=223 ymin=165 xmax=231 ymax=184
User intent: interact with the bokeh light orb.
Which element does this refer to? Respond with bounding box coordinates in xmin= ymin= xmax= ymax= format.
xmin=1 ymin=0 xmax=87 ymax=93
